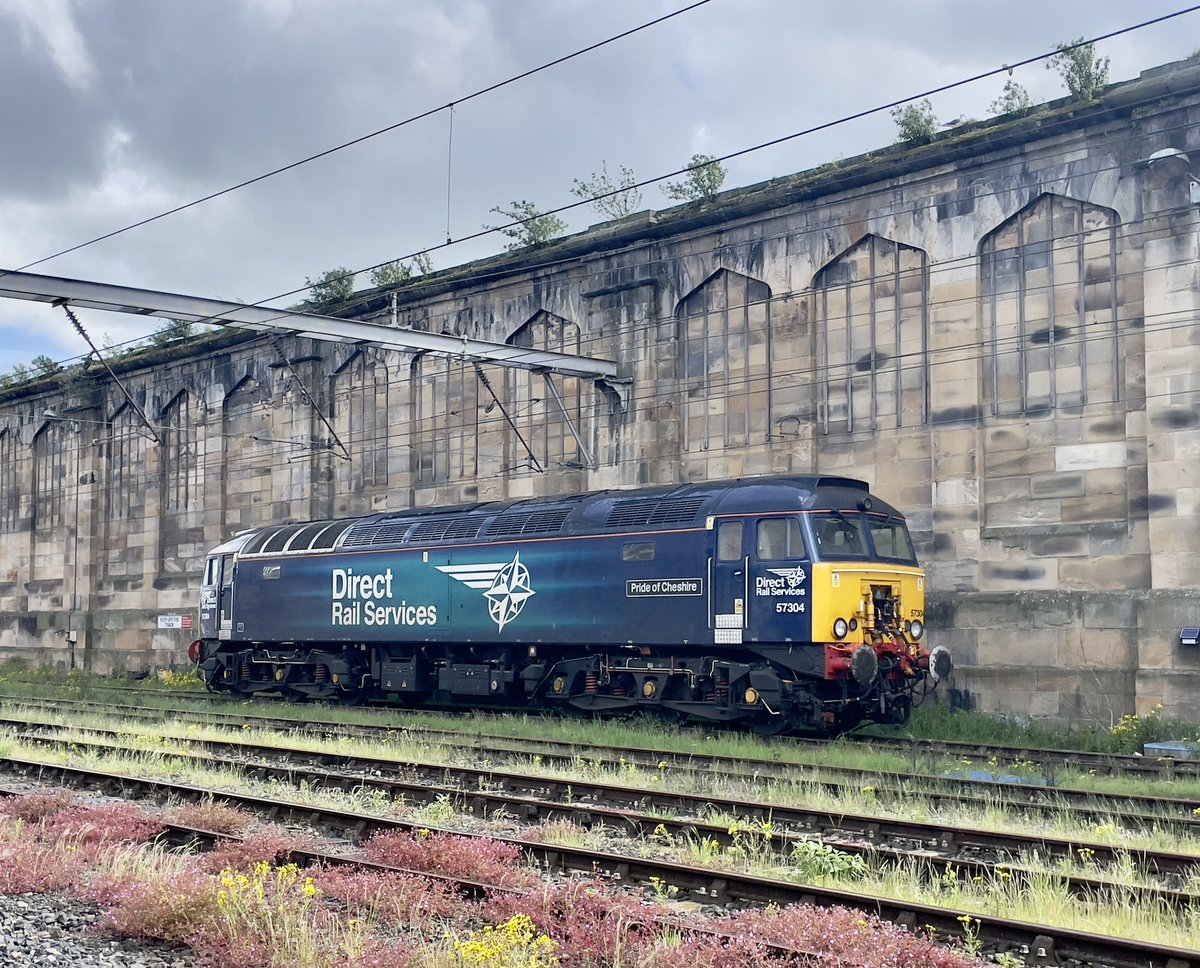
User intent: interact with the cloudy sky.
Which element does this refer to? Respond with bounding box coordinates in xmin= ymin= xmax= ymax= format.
xmin=0 ymin=0 xmax=1196 ymax=371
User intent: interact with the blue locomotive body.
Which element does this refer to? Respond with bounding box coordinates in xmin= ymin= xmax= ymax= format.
xmin=194 ymin=475 xmax=950 ymax=733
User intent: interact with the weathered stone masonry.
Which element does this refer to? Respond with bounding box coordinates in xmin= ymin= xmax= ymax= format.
xmin=3 ymin=59 xmax=1200 ymax=724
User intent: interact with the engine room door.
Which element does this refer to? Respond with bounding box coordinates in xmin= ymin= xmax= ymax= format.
xmin=710 ymin=519 xmax=747 ymax=645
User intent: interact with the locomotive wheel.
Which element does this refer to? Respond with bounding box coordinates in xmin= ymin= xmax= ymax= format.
xmin=281 ymin=688 xmax=308 ymax=704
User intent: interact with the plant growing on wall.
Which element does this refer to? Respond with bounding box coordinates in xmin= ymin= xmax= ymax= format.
xmin=1048 ymin=39 xmax=1109 ymax=99
xmin=662 ymin=153 xmax=726 ymax=202
xmin=149 ymin=318 xmax=196 ymax=347
xmin=488 ymin=201 xmax=567 ymax=250
xmin=989 ymin=79 xmax=1033 ymax=116
xmin=369 ymin=252 xmax=433 ymax=288
xmin=891 ymin=99 xmax=938 ymax=144
xmin=571 ymin=162 xmax=642 ymax=219
xmin=303 ymin=267 xmax=356 ymax=310
xmin=31 ymin=355 xmax=61 ymax=377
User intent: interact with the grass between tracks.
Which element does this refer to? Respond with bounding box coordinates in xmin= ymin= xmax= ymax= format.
xmin=0 ymin=792 xmax=987 ymax=968
xmin=5 ymin=667 xmax=1200 ymax=802
xmin=2 ymin=713 xmax=1200 ymax=951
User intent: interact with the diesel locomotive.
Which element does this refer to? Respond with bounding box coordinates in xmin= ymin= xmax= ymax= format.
xmin=192 ymin=475 xmax=952 ymax=734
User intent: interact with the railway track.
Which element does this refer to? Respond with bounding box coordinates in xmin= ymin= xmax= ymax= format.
xmin=1 ymin=753 xmax=1195 ymax=968
xmin=0 ymin=787 xmax=825 ymax=965
xmin=5 ymin=695 xmax=1199 ymax=837
xmin=14 ymin=720 xmax=1200 ymax=904
xmin=8 ymin=681 xmax=1197 ymax=782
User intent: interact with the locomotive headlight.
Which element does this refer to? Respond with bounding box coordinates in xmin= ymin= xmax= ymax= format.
xmin=908 ymin=619 xmax=925 ymax=640
xmin=833 ymin=617 xmax=849 ymax=640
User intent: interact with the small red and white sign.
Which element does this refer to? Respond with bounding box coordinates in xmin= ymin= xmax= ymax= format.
xmin=158 ymin=615 xmax=195 ymax=630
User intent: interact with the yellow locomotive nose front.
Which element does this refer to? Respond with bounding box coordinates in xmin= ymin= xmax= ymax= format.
xmin=814 ymin=563 xmax=928 ymax=680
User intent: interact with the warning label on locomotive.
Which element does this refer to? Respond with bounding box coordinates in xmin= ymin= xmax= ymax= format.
xmin=626 ymin=578 xmax=703 ymax=597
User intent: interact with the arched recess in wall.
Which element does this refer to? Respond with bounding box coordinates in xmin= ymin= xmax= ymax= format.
xmin=32 ymin=420 xmax=70 ymax=535
xmin=102 ymin=405 xmax=148 ymax=582
xmin=676 ymin=268 xmax=772 ymax=451
xmin=331 ymin=350 xmax=389 ymax=495
xmin=980 ymin=193 xmax=1127 ymax=416
xmin=30 ymin=419 xmax=72 ymax=584
xmin=811 ymin=234 xmax=929 ymax=435
xmin=158 ymin=390 xmax=205 ymax=581
xmin=410 ymin=354 xmax=478 ymax=486
xmin=0 ymin=428 xmax=18 ymax=531
xmin=221 ymin=375 xmax=274 ymax=531
xmin=506 ymin=311 xmax=588 ymax=472
xmin=160 ymin=391 xmax=203 ymax=514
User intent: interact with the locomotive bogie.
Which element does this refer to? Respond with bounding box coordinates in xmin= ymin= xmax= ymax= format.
xmin=194 ymin=475 xmax=950 ymax=734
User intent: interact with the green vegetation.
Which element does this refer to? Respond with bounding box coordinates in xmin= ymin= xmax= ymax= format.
xmin=369 ymin=252 xmax=433 ymax=289
xmin=148 ymin=317 xmax=197 ymax=347
xmin=989 ymin=79 xmax=1033 ymax=116
xmin=571 ymin=161 xmax=643 ymax=219
xmin=892 ymin=99 xmax=938 ymax=144
xmin=488 ymin=201 xmax=568 ymax=250
xmin=661 ymin=153 xmax=727 ymax=202
xmin=1048 ymin=38 xmax=1110 ymax=100
xmin=0 ymin=792 xmax=984 ymax=966
xmin=885 ymin=699 xmax=1197 ymax=755
xmin=302 ymin=267 xmax=356 ymax=311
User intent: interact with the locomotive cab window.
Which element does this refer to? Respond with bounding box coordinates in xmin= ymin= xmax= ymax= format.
xmin=867 ymin=517 xmax=917 ymax=564
xmin=809 ymin=512 xmax=869 ymax=560
xmin=756 ymin=518 xmax=805 ymax=560
xmin=622 ymin=541 xmax=655 ymax=562
xmin=716 ymin=521 xmax=743 ymax=560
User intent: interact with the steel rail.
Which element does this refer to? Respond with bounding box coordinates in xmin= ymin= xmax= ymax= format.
xmin=0 ymin=787 xmax=824 ymax=965
xmin=0 ymin=755 xmax=1194 ymax=968
xmin=4 ymin=696 xmax=1198 ymax=834
xmin=13 ymin=725 xmax=1200 ymax=908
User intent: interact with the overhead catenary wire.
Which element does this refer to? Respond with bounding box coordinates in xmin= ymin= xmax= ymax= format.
xmin=7 ymin=288 xmax=1199 ymax=497
xmin=2 ymin=0 xmax=716 ymax=279
xmin=20 ymin=16 xmax=1200 ymax=376
xmin=230 ymin=3 xmax=1200 ymax=317
xmin=13 ymin=210 xmax=1200 ymax=457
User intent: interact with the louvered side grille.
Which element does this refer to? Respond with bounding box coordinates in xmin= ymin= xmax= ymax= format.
xmin=484 ymin=509 xmax=570 ymax=537
xmin=606 ymin=496 xmax=706 ymax=529
xmin=341 ymin=518 xmax=415 ymax=548
xmin=409 ymin=517 xmax=483 ymax=542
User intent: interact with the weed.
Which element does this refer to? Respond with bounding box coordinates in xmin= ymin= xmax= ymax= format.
xmin=790 ymin=837 xmax=868 ymax=881
xmin=451 ymin=913 xmax=559 ymax=966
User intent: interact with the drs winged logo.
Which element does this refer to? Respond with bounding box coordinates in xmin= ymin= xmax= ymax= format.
xmin=435 ymin=553 xmax=536 ymax=631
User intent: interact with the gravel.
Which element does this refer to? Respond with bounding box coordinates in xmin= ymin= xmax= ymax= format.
xmin=0 ymin=892 xmax=201 ymax=968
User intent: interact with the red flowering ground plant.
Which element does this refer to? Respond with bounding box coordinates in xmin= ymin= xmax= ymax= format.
xmin=724 ymin=903 xmax=985 ymax=968
xmin=0 ymin=793 xmax=988 ymax=968
xmin=360 ymin=829 xmax=541 ymax=888
xmin=164 ymin=801 xmax=255 ymax=834
xmin=314 ymin=864 xmax=463 ymax=923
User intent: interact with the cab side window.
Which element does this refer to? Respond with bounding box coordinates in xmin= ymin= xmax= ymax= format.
xmin=717 ymin=521 xmax=743 ymax=560
xmin=757 ymin=518 xmax=804 ymax=559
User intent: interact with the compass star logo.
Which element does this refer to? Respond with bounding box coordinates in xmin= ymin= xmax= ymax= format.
xmin=435 ymin=553 xmax=536 ymax=631
xmin=767 ymin=566 xmax=806 ymax=588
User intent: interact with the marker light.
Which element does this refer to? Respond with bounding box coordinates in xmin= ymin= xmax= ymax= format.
xmin=908 ymin=619 xmax=925 ymax=640
xmin=833 ymin=617 xmax=849 ymax=639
